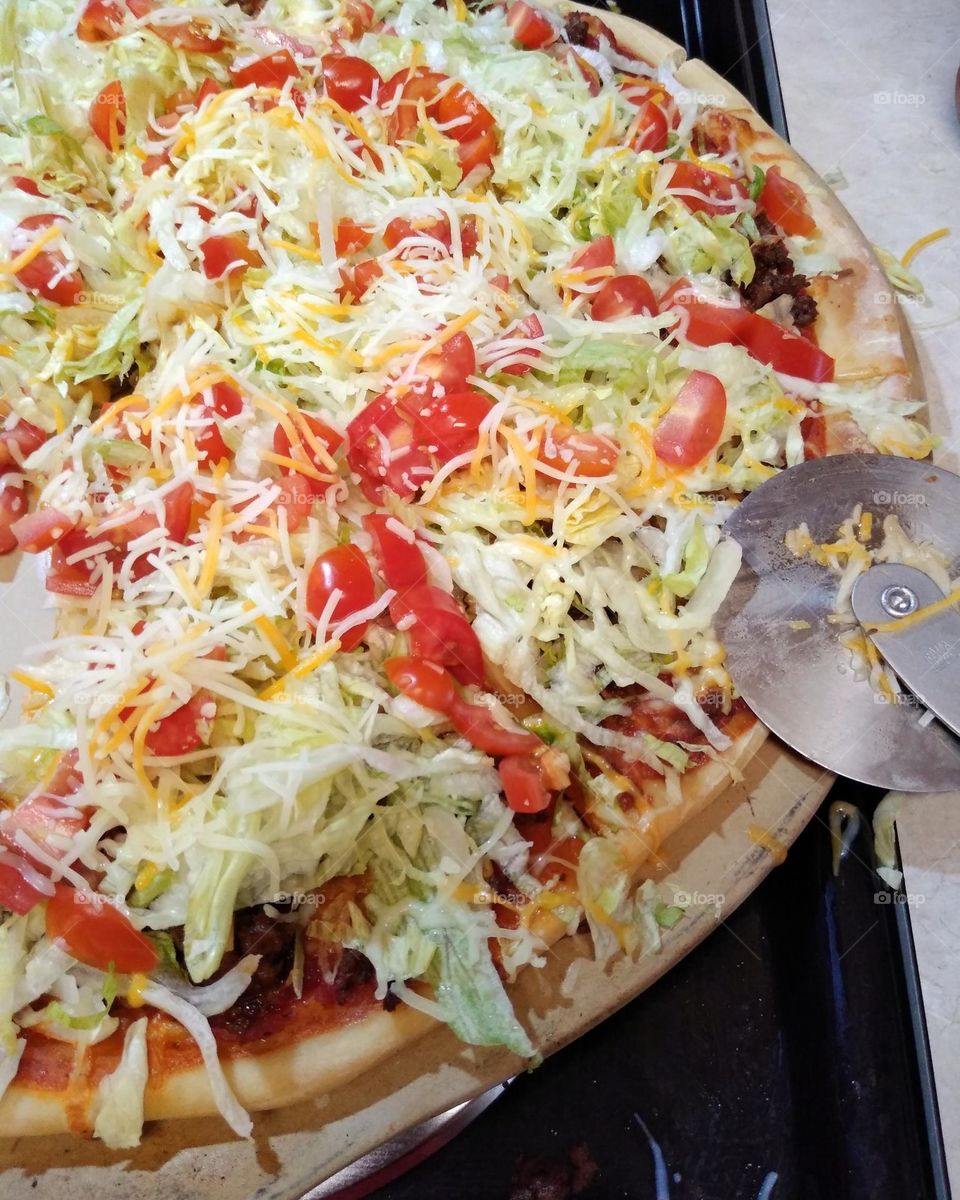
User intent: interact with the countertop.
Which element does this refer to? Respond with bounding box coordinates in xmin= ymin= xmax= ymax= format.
xmin=768 ymin=0 xmax=960 ymax=1185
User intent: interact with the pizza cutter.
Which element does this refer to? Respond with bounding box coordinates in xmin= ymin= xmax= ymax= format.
xmin=713 ymin=454 xmax=960 ymax=791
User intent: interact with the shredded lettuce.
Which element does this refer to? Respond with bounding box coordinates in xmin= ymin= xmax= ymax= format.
xmin=426 ymin=914 xmax=535 ymax=1058
xmin=92 ymin=1017 xmax=150 ymax=1150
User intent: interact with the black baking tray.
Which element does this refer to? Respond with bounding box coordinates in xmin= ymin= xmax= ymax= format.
xmin=369 ymin=2 xmax=949 ymax=1197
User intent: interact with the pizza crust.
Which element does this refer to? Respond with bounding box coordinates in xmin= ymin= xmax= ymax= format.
xmin=0 ymin=2 xmax=911 ymax=1142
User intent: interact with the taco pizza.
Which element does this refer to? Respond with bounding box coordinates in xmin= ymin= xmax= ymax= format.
xmin=0 ymin=0 xmax=928 ymax=1147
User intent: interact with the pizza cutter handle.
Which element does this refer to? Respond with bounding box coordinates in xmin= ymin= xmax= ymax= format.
xmin=850 ymin=563 xmax=960 ymax=741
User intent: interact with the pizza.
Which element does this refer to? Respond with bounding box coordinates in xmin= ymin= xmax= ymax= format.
xmin=0 ymin=0 xmax=930 ymax=1148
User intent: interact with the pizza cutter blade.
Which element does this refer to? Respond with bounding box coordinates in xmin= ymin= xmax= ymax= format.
xmin=713 ymin=454 xmax=960 ymax=791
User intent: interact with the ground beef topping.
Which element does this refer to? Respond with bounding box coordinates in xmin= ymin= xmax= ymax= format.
xmin=740 ymin=213 xmax=818 ymax=327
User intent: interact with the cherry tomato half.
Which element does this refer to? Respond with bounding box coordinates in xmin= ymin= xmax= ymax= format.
xmin=591 ymin=274 xmax=657 ymax=321
xmin=389 ymin=585 xmax=486 ymax=688
xmin=363 ymin=513 xmax=429 ymax=595
xmin=667 ymin=161 xmax=748 ymax=216
xmin=539 ymin=426 xmax=619 ymax=477
xmin=89 ymin=79 xmax=126 ymax=153
xmin=77 ymin=0 xmax=124 ymax=41
xmin=384 ymin=655 xmax=457 ymax=712
xmin=627 ymin=99 xmax=668 ymax=154
xmin=45 ymin=883 xmax=158 ymax=974
xmin=758 ymin=166 xmax=815 ymax=238
xmin=506 ymin=1 xmax=557 ymax=49
xmin=498 ymin=754 xmax=551 ymax=813
xmin=230 ymin=49 xmax=300 ymax=89
xmin=653 ymin=370 xmax=727 ymax=467
xmin=306 ymin=544 xmax=376 ymax=649
xmin=322 ymin=54 xmax=382 ymax=112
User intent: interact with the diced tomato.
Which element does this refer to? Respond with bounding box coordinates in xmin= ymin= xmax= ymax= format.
xmin=338 ymin=257 xmax=383 ymax=301
xmin=363 ymin=513 xmax=428 ymax=595
xmin=620 ymin=77 xmax=674 ymax=120
xmin=491 ymin=313 xmax=544 ymax=377
xmin=99 ymin=481 xmax=194 ymax=580
xmin=627 ymin=99 xmax=668 ymax=154
xmin=9 ymin=215 xmax=83 ymax=306
xmin=0 ymin=771 xmax=88 ymax=864
xmin=230 ymin=49 xmax=300 ymax=89
xmin=758 ymin=165 xmax=815 ymax=237
xmin=46 ymin=527 xmax=112 ymax=596
xmin=89 ymin=80 xmax=126 ymax=153
xmin=591 ymin=274 xmax=657 ymax=321
xmin=273 ymin=411 xmax=343 ymax=475
xmin=566 ymin=235 xmax=615 ymax=292
xmin=194 ymin=77 xmax=222 ymax=108
xmin=407 ymin=329 xmax=476 ymax=396
xmin=434 ymin=81 xmax=494 ymax=142
xmin=653 ymin=370 xmax=727 ymax=467
xmin=550 ymin=44 xmax=601 ymax=93
xmin=383 ymin=214 xmax=478 ymax=259
xmin=498 ymin=754 xmax=551 ymax=813
xmin=191 ymin=381 xmax=244 ymax=468
xmin=457 ymin=126 xmax=497 ymax=178
xmin=199 ymin=234 xmax=262 ymax=280
xmin=335 ymin=218 xmax=373 ymax=256
xmin=389 ymin=585 xmax=485 ymax=688
xmin=11 ymin=508 xmax=77 ymax=554
xmin=384 ymin=656 xmax=537 ymax=753
xmin=667 ymin=161 xmax=748 ymax=216
xmin=384 ymin=655 xmax=457 ymax=712
xmin=0 ymin=418 xmax=47 ymax=470
xmin=272 ymin=473 xmax=324 ymax=533
xmin=346 ymin=392 xmax=432 ymax=502
xmin=739 ymin=310 xmax=834 ymax=382
xmin=801 ymin=408 xmax=827 ymax=459
xmin=142 ymin=151 xmax=171 ymax=177
xmin=45 ymin=883 xmax=158 ymax=974
xmin=251 ymin=24 xmax=317 ymax=57
xmin=203 ymin=380 xmax=244 ymax=420
xmin=0 ymin=854 xmax=51 ymax=915
xmin=659 ymin=278 xmax=749 ymax=347
xmin=399 ymin=389 xmax=491 ymax=460
xmin=383 ymin=67 xmax=447 ymax=142
xmin=0 ymin=479 xmax=26 ymax=556
xmin=322 ymin=54 xmax=382 ymax=112
xmin=141 ymin=691 xmax=209 ymax=756
xmin=337 ymin=0 xmax=375 ymax=38
xmin=449 ymin=696 xmax=540 ymax=756
xmin=11 ymin=175 xmax=42 ymax=196
xmin=306 ymin=544 xmax=376 ymax=649
xmin=129 ymin=0 xmax=227 ymax=54
xmin=194 ymin=421 xmax=230 ymax=467
xmin=506 ymin=1 xmax=557 ymax=49
xmin=539 ymin=426 xmax=619 ymax=477
xmin=530 ymin=833 xmax=583 ymax=883
xmin=77 ymin=0 xmax=124 ymax=41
